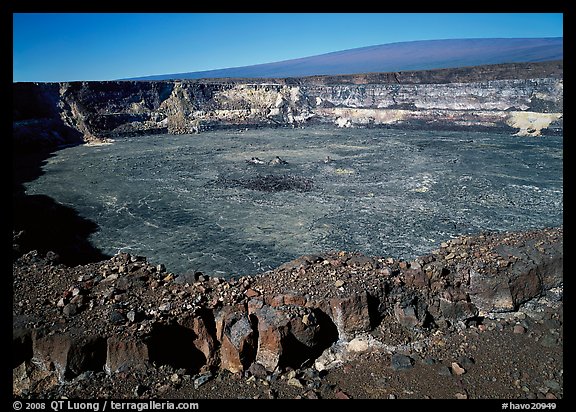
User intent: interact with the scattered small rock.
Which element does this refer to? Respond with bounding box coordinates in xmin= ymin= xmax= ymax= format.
xmin=109 ymin=310 xmax=126 ymax=325
xmin=193 ymin=372 xmax=213 ymax=389
xmin=540 ymin=334 xmax=558 ymax=348
xmin=265 ymin=388 xmax=277 ymax=399
xmin=513 ymin=325 xmax=527 ymax=334
xmin=126 ymin=310 xmax=137 ymax=323
xmin=158 ymin=303 xmax=171 ymax=312
xmin=451 ymin=362 xmax=466 ymax=375
xmin=391 ymin=354 xmax=414 ymax=371
xmin=70 ymin=294 xmax=84 ymax=306
xmin=543 ymin=380 xmax=561 ymax=391
xmin=423 ymin=357 xmax=437 ymax=365
xmin=269 ymin=156 xmax=288 ymax=165
xmin=11 ymin=226 xmax=564 ymax=399
xmin=287 ymin=377 xmax=304 ymax=388
xmin=62 ymin=303 xmax=77 ymax=317
xmin=302 ymin=313 xmax=313 ymax=325
xmin=545 ymin=392 xmax=557 ymax=400
xmin=457 ymin=356 xmax=475 ymax=368
xmin=245 ymin=288 xmax=260 ymax=298
xmin=248 ymin=362 xmax=268 ymax=379
xmin=304 ymin=390 xmax=319 ymax=399
xmin=437 ymin=366 xmax=452 ymax=376
xmin=335 ymin=389 xmax=350 ymax=399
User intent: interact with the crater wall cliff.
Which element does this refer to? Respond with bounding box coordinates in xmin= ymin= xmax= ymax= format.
xmin=13 ymin=61 xmax=563 ymax=151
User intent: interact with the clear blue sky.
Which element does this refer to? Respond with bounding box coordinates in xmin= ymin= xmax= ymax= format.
xmin=13 ymin=13 xmax=563 ymax=82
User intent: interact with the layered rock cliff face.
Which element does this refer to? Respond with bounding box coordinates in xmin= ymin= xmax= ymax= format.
xmin=13 ymin=61 xmax=563 ymax=151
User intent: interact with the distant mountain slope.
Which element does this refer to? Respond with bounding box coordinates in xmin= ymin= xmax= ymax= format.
xmin=131 ymin=37 xmax=563 ymax=81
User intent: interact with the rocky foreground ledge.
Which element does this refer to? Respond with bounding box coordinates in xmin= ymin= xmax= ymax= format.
xmin=13 ymin=227 xmax=563 ymax=399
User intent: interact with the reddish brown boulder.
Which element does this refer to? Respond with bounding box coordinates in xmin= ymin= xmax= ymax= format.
xmin=394 ymin=303 xmax=421 ymax=329
xmin=403 ymin=268 xmax=430 ymax=288
xmin=215 ymin=306 xmax=256 ymax=373
xmin=32 ymin=330 xmax=106 ymax=379
xmin=13 ymin=360 xmax=58 ymax=396
xmin=244 ymin=288 xmax=260 ymax=298
xmin=266 ymin=293 xmax=307 ymax=307
xmin=182 ymin=313 xmax=218 ymax=369
xmin=467 ymin=232 xmax=563 ymax=312
xmin=253 ymin=305 xmax=290 ymax=371
xmin=467 ymin=267 xmax=515 ymax=312
xmin=252 ymin=304 xmax=324 ymax=371
xmin=31 ymin=330 xmax=72 ymax=378
xmin=105 ymin=336 xmax=149 ymax=374
xmin=329 ymin=291 xmax=371 ymax=338
xmin=439 ymin=298 xmax=478 ymax=321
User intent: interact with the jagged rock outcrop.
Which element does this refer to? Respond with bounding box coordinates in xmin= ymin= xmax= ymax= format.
xmin=13 ymin=61 xmax=563 ymax=151
xmin=13 ymin=227 xmax=562 ymax=393
xmin=215 ymin=305 xmax=256 ymax=373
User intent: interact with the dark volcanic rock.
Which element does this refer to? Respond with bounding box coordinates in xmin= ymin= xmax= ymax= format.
xmin=215 ymin=306 xmax=257 ymax=373
xmin=466 ymin=231 xmax=563 ymax=312
xmin=12 ymin=227 xmax=563 ymax=398
xmin=105 ymin=336 xmax=149 ymax=375
xmin=32 ymin=330 xmax=107 ymax=380
xmin=329 ymin=291 xmax=372 ymax=338
xmin=391 ymin=354 xmax=415 ymax=371
xmin=109 ymin=310 xmax=126 ymax=325
xmin=250 ymin=303 xmax=327 ymax=371
xmin=394 ymin=302 xmax=421 ymax=329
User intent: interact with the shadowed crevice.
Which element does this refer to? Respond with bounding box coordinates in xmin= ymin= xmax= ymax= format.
xmin=13 ymin=329 xmax=33 ymax=368
xmin=66 ymin=336 xmax=108 ymax=379
xmin=146 ymin=324 xmax=206 ymax=373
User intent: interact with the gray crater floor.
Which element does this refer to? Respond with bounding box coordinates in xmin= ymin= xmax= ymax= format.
xmin=25 ymin=126 xmax=563 ymax=277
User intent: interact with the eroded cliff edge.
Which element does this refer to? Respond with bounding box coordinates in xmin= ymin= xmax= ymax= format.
xmin=13 ymin=61 xmax=563 ymax=151
xmin=13 ymin=227 xmax=562 ymax=398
